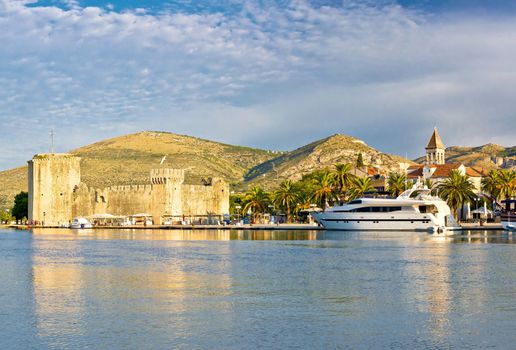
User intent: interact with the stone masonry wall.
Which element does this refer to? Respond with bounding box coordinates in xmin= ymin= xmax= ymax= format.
xmin=28 ymin=154 xmax=81 ymax=226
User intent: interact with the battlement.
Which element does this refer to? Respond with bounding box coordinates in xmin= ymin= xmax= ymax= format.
xmin=106 ymin=184 xmax=153 ymax=192
xmin=30 ymin=153 xmax=80 ymax=163
xmin=150 ymin=168 xmax=185 ymax=184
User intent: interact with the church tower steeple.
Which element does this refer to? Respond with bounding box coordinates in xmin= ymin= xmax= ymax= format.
xmin=425 ymin=127 xmax=445 ymax=165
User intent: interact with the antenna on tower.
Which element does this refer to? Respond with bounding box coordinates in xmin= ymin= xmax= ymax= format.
xmin=50 ymin=128 xmax=54 ymax=154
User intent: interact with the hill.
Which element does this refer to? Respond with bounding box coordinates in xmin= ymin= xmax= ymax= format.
xmin=242 ymin=134 xmax=412 ymax=190
xmin=414 ymin=143 xmax=516 ymax=170
xmin=0 ymin=132 xmax=417 ymax=211
xmin=0 ymin=131 xmax=277 ymax=211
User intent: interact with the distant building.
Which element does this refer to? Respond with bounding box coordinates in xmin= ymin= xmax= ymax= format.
xmin=407 ymin=128 xmax=488 ymax=193
xmin=425 ymin=127 xmax=445 ymax=165
xmin=28 ymin=153 xmax=229 ymax=226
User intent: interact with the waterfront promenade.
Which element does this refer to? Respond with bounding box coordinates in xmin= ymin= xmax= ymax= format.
xmin=5 ymin=222 xmax=504 ymax=231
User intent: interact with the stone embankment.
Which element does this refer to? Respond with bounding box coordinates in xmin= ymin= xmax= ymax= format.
xmin=7 ymin=223 xmax=505 ymax=231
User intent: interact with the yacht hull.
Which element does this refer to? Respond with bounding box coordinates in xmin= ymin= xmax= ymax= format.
xmin=501 ymin=221 xmax=516 ymax=231
xmin=312 ymin=212 xmax=441 ymax=232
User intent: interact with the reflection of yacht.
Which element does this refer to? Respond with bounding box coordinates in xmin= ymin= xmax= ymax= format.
xmin=501 ymin=200 xmax=516 ymax=231
xmin=312 ymin=184 xmax=460 ymax=233
xmin=70 ymin=217 xmax=93 ymax=229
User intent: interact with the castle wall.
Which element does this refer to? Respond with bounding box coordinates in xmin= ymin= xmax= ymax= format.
xmin=30 ymin=154 xmax=229 ymax=225
xmin=28 ymin=154 xmax=81 ymax=226
xmin=181 ymin=178 xmax=229 ymax=216
xmin=105 ymin=185 xmax=154 ymax=216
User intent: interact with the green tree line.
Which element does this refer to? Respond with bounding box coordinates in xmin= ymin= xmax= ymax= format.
xmin=231 ymin=165 xmax=516 ymax=223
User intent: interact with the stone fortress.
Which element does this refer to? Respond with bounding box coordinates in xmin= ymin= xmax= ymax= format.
xmin=28 ymin=153 xmax=229 ymax=226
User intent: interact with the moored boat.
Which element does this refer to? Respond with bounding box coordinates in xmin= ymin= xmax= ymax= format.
xmin=70 ymin=217 xmax=93 ymax=229
xmin=312 ymin=184 xmax=460 ymax=233
xmin=501 ymin=199 xmax=516 ymax=231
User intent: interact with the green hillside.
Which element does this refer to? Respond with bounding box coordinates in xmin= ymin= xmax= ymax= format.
xmin=0 ymin=131 xmax=276 ymax=211
xmin=241 ymin=134 xmax=412 ymax=190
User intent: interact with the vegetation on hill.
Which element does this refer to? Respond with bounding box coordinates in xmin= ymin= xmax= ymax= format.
xmin=0 ymin=167 xmax=27 ymax=213
xmin=242 ymin=134 xmax=411 ymax=190
xmin=0 ymin=131 xmax=276 ymax=210
xmin=74 ymin=131 xmax=276 ymax=189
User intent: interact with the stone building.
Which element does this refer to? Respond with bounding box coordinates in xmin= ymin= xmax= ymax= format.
xmin=407 ymin=128 xmax=487 ymax=193
xmin=28 ymin=153 xmax=229 ymax=226
xmin=425 ymin=127 xmax=445 ymax=165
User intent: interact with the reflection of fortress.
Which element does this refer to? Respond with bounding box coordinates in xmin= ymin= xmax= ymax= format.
xmin=28 ymin=154 xmax=229 ymax=226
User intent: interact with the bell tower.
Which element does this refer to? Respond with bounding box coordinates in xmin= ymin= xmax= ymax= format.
xmin=425 ymin=127 xmax=445 ymax=165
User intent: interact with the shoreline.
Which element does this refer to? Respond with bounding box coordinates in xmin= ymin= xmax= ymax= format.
xmin=3 ymin=223 xmax=505 ymax=231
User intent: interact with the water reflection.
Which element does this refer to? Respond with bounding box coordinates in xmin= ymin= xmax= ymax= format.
xmin=29 ymin=230 xmax=236 ymax=348
xmin=1 ymin=228 xmax=512 ymax=349
xmin=31 ymin=240 xmax=87 ymax=347
xmin=30 ymin=228 xmax=323 ymax=241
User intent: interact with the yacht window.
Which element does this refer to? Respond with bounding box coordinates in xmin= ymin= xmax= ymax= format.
xmin=348 ymin=200 xmax=362 ymax=205
xmin=419 ymin=206 xmax=427 ymax=213
xmin=355 ymin=207 xmax=371 ymax=212
xmin=387 ymin=207 xmax=402 ymax=212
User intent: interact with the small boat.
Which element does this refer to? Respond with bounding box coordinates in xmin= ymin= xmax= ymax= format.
xmin=501 ymin=199 xmax=516 ymax=231
xmin=311 ymin=183 xmax=460 ymax=233
xmin=70 ymin=217 xmax=93 ymax=229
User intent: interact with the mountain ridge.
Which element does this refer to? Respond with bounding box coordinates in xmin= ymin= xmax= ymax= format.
xmin=3 ymin=131 xmax=511 ymax=212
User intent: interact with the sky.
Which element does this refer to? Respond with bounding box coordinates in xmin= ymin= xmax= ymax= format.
xmin=1 ymin=0 xmax=515 ymax=169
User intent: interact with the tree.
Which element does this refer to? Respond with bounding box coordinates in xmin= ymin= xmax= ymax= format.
xmin=242 ymin=186 xmax=270 ymax=223
xmin=356 ymin=153 xmax=364 ymax=168
xmin=11 ymin=191 xmax=28 ymax=221
xmin=348 ymin=177 xmax=376 ymax=201
xmin=498 ymin=169 xmax=516 ymax=200
xmin=273 ymin=180 xmax=299 ymax=223
xmin=437 ymin=170 xmax=476 ymax=221
xmin=229 ymin=193 xmax=245 ymax=215
xmin=0 ymin=210 xmax=12 ymax=224
xmin=387 ymin=172 xmax=407 ymax=197
xmin=481 ymin=170 xmax=501 ymax=201
xmin=311 ymin=170 xmax=335 ymax=210
xmin=333 ymin=163 xmax=355 ymax=202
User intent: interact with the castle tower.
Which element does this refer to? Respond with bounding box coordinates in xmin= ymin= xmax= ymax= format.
xmin=28 ymin=154 xmax=81 ymax=226
xmin=150 ymin=168 xmax=185 ymax=223
xmin=425 ymin=127 xmax=445 ymax=165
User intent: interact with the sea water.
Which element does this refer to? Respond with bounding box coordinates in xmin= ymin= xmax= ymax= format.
xmin=0 ymin=228 xmax=515 ymax=349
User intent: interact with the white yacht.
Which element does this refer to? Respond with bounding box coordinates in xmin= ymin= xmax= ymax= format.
xmin=311 ymin=185 xmax=460 ymax=233
xmin=70 ymin=217 xmax=93 ymax=229
xmin=501 ymin=199 xmax=516 ymax=231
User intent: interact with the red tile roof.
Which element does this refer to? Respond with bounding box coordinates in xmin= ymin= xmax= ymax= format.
xmin=430 ymin=163 xmax=462 ymax=177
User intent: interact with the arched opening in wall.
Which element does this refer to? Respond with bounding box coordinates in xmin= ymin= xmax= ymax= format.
xmin=100 ymin=196 xmax=106 ymax=203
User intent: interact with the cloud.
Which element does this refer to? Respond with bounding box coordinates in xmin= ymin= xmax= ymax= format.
xmin=0 ymin=0 xmax=515 ymax=169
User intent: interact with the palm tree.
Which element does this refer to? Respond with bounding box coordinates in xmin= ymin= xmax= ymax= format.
xmin=348 ymin=177 xmax=376 ymax=201
xmin=311 ymin=170 xmax=335 ymax=210
xmin=242 ymin=186 xmax=270 ymax=223
xmin=333 ymin=163 xmax=355 ymax=202
xmin=387 ymin=172 xmax=407 ymax=197
xmin=423 ymin=179 xmax=438 ymax=196
xmin=273 ymin=180 xmax=299 ymax=223
xmin=481 ymin=170 xmax=501 ymax=201
xmin=498 ymin=169 xmax=516 ymax=200
xmin=437 ymin=169 xmax=476 ymax=221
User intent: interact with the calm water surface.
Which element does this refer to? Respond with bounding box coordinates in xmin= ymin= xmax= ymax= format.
xmin=1 ymin=228 xmax=515 ymax=349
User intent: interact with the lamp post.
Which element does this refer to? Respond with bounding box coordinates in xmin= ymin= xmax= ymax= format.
xmin=474 ymin=197 xmax=479 ymax=221
xmin=235 ymin=205 xmax=241 ymax=223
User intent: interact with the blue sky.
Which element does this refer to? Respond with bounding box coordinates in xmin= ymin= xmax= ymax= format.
xmin=1 ymin=0 xmax=515 ymax=169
